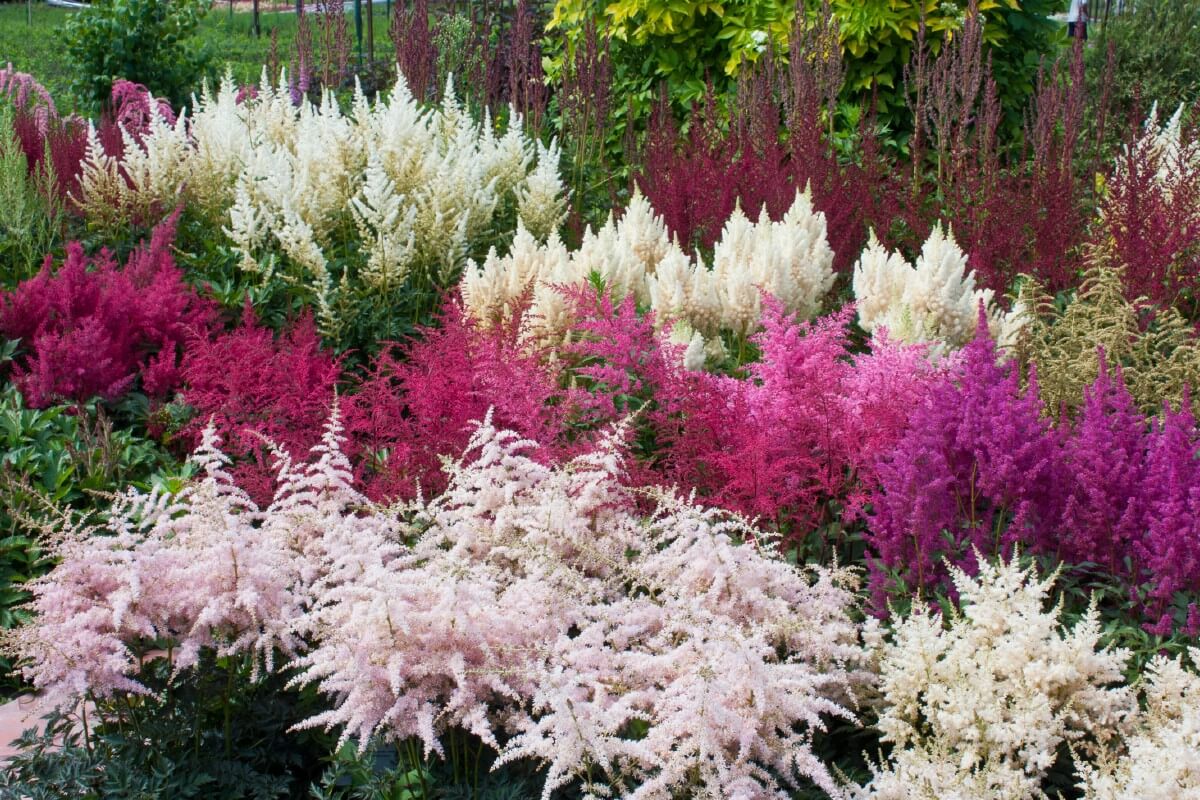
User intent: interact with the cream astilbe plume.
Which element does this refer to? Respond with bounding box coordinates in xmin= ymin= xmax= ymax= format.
xmin=1076 ymin=648 xmax=1200 ymax=800
xmin=463 ymin=189 xmax=836 ymax=345
xmin=853 ymin=225 xmax=1012 ymax=352
xmin=516 ymin=138 xmax=568 ymax=241
xmin=854 ymin=553 xmax=1135 ymax=800
xmin=72 ymin=70 xmax=556 ymax=336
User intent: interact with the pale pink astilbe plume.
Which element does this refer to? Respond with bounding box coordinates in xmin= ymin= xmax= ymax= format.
xmin=290 ymin=413 xmax=868 ymax=798
xmin=5 ymin=421 xmax=334 ymax=708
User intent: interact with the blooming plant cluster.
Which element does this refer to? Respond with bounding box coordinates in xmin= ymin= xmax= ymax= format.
xmin=5 ymin=2 xmax=1200 ymax=795
xmin=869 ymin=318 xmax=1200 ymax=635
xmin=0 ymin=213 xmax=214 ymax=407
xmin=74 ymin=72 xmax=567 ymax=337
xmin=858 ymin=555 xmax=1134 ymax=800
xmin=8 ymin=413 xmax=871 ymax=800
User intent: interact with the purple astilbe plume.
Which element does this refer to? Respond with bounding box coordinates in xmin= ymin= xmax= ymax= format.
xmin=0 ymin=212 xmax=215 ymax=407
xmin=390 ymin=0 xmax=436 ymax=102
xmin=867 ymin=311 xmax=1066 ymax=608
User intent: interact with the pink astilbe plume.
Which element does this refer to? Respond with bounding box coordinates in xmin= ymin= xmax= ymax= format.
xmin=178 ymin=308 xmax=342 ymax=505
xmin=4 ymin=419 xmax=332 ymax=709
xmin=0 ymin=212 xmax=215 ymax=407
xmin=109 ymin=78 xmax=177 ymax=139
xmin=290 ymin=413 xmax=870 ymax=798
xmin=345 ymin=299 xmax=573 ymax=502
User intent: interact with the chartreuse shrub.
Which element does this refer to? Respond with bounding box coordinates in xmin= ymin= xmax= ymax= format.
xmin=61 ymin=0 xmax=212 ymax=110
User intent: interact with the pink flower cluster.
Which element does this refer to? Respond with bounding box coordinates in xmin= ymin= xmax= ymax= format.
xmin=0 ymin=213 xmax=214 ymax=407
xmin=12 ymin=411 xmax=869 ymax=800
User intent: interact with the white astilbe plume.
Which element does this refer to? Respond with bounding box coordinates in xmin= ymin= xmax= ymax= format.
xmin=70 ymin=70 xmax=555 ymax=333
xmin=289 ymin=414 xmax=870 ymax=799
xmin=1076 ymin=649 xmax=1200 ymax=800
xmin=853 ymin=225 xmax=1010 ymax=352
xmin=462 ymin=189 xmax=836 ymax=344
xmin=350 ymin=153 xmax=417 ymax=289
xmin=516 ymin=138 xmax=568 ymax=241
xmin=854 ymin=554 xmax=1135 ymax=800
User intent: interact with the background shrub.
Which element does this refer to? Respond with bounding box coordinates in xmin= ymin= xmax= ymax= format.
xmin=62 ymin=0 xmax=212 ymax=110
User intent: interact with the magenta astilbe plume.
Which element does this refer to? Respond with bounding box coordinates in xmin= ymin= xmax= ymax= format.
xmin=1058 ymin=356 xmax=1150 ymax=576
xmin=0 ymin=213 xmax=214 ymax=407
xmin=670 ymin=302 xmax=856 ymax=530
xmin=345 ymin=300 xmax=572 ymax=502
xmin=109 ymin=78 xmax=176 ymax=136
xmin=178 ymin=309 xmax=341 ymax=506
xmin=867 ymin=317 xmax=1066 ymax=608
xmin=1136 ymin=399 xmax=1200 ymax=636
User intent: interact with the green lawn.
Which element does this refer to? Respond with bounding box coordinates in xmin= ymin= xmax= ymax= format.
xmin=0 ymin=2 xmax=394 ymax=112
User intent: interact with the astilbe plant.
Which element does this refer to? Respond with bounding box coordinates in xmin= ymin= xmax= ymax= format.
xmin=855 ymin=554 xmax=1135 ymax=800
xmin=1 ymin=420 xmax=329 ymax=709
xmin=0 ymin=213 xmax=214 ymax=407
xmin=1014 ymin=261 xmax=1200 ymax=418
xmin=177 ymin=308 xmax=343 ymax=505
xmin=563 ymin=290 xmax=940 ymax=543
xmin=1098 ymin=103 xmax=1200 ymax=314
xmin=344 ymin=299 xmax=574 ymax=502
xmin=291 ymin=414 xmax=871 ymax=800
xmin=869 ymin=318 xmax=1200 ymax=634
xmin=867 ymin=317 xmax=1067 ymax=608
xmin=178 ymin=299 xmax=572 ymax=505
xmin=1076 ymin=648 xmax=1200 ymax=800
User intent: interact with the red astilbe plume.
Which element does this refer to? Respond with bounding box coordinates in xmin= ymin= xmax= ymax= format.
xmin=1099 ymin=103 xmax=1200 ymax=312
xmin=345 ymin=299 xmax=573 ymax=502
xmin=0 ymin=212 xmax=214 ymax=407
xmin=505 ymin=0 xmax=547 ymax=129
xmin=390 ymin=0 xmax=436 ymax=102
xmin=637 ymin=76 xmax=794 ymax=253
xmin=177 ymin=308 xmax=343 ymax=506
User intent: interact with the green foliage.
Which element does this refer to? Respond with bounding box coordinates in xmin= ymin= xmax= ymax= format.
xmin=0 ymin=656 xmax=334 ymax=799
xmin=0 ymin=364 xmax=178 ymax=697
xmin=61 ymin=0 xmax=213 ymax=110
xmin=0 ymin=106 xmax=63 ymax=284
xmin=825 ymin=0 xmax=1062 ymax=129
xmin=547 ymin=0 xmax=792 ymax=117
xmin=1088 ymin=0 xmax=1200 ymax=123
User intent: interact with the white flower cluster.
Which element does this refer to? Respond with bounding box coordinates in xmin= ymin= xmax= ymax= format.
xmin=856 ymin=555 xmax=1135 ymax=800
xmin=1077 ymin=648 xmax=1200 ymax=800
xmin=1131 ymin=102 xmax=1199 ymax=191
xmin=852 ymin=225 xmax=1025 ymax=353
xmin=462 ymin=189 xmax=836 ymax=357
xmin=74 ymin=71 xmax=567 ymax=335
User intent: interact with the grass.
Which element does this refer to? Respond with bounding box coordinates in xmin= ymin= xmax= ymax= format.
xmin=0 ymin=1 xmax=395 ymax=112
